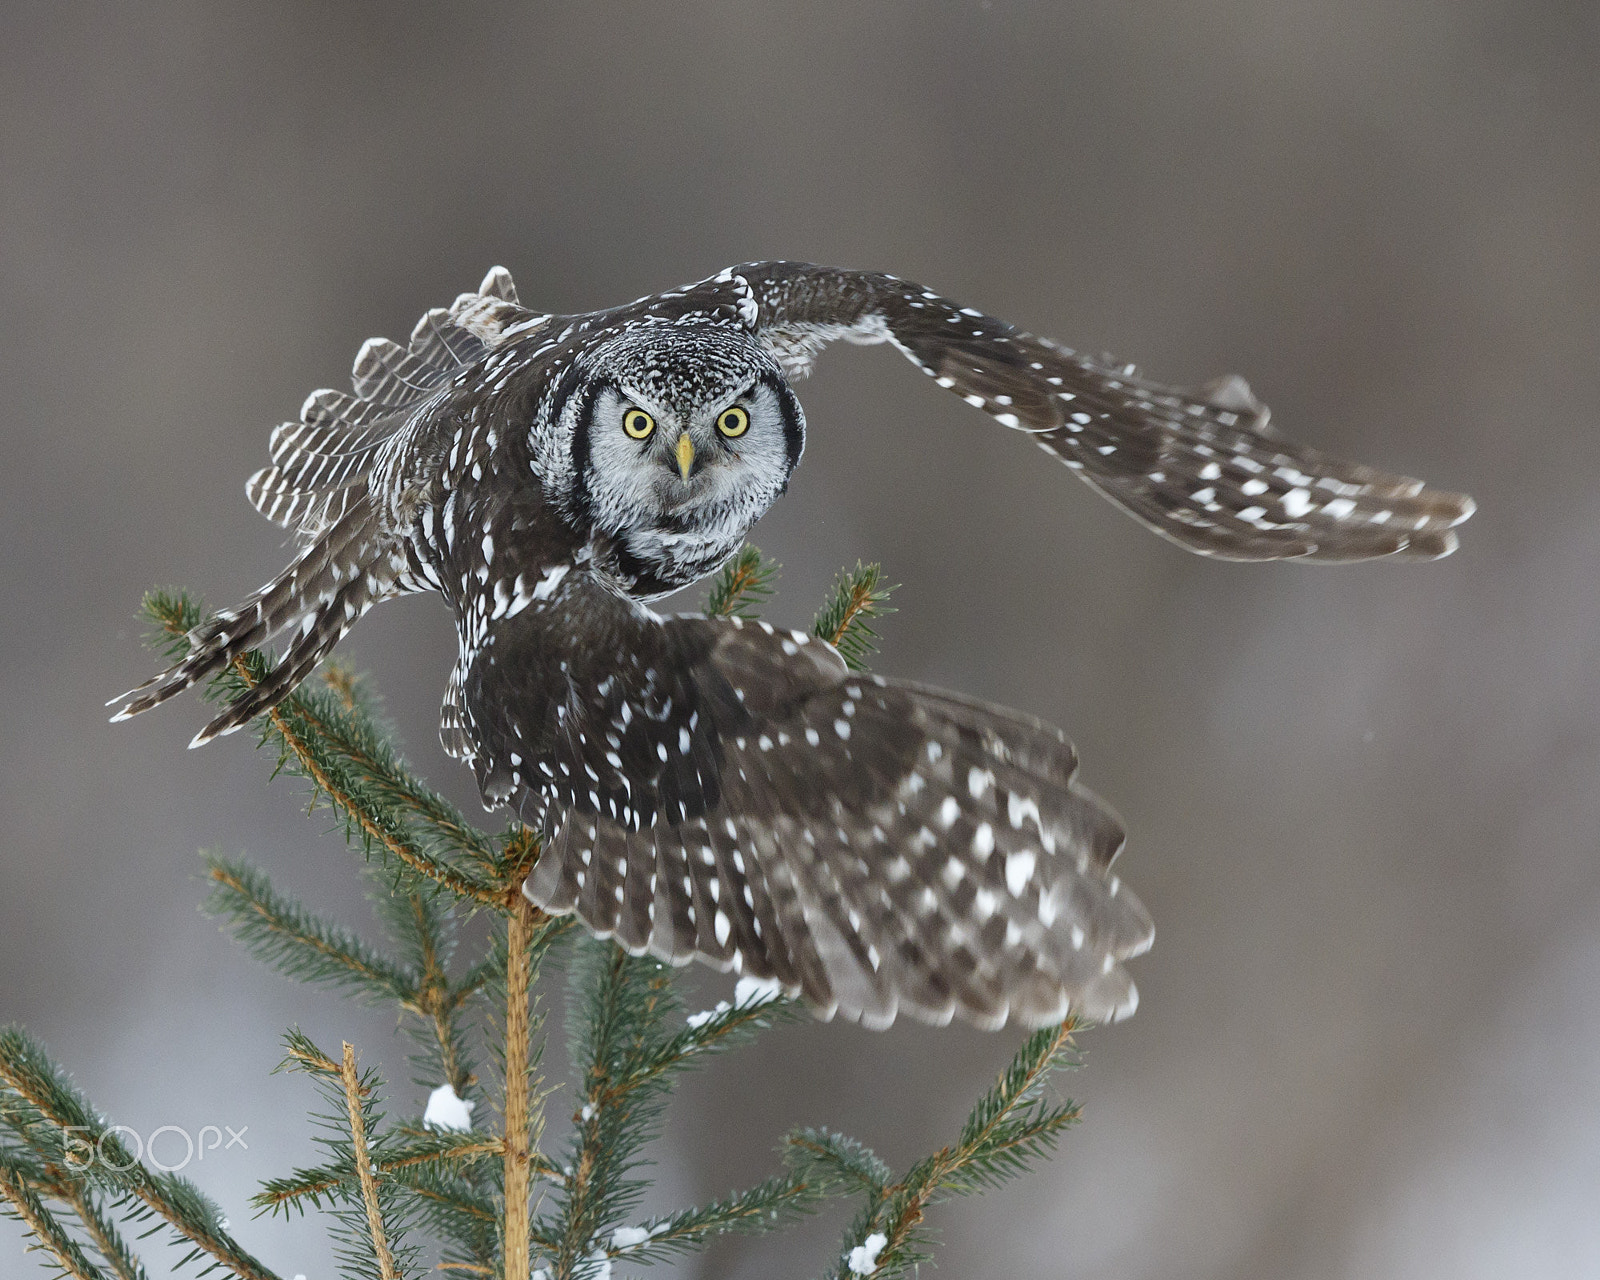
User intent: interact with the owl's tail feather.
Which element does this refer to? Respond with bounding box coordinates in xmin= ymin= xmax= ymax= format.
xmin=108 ymin=495 xmax=395 ymax=745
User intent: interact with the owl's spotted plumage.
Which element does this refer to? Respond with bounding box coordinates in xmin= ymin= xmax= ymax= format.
xmin=110 ymin=263 xmax=1474 ymax=1029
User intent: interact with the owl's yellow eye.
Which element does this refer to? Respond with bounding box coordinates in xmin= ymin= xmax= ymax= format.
xmin=622 ymin=408 xmax=655 ymax=440
xmin=716 ymin=405 xmax=750 ymax=438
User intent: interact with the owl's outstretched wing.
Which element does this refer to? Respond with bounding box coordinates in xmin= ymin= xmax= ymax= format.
xmin=458 ymin=570 xmax=1151 ymax=1031
xmin=732 ymin=262 xmax=1474 ymax=561
xmin=108 ymin=268 xmax=554 ymax=742
xmin=245 ymin=266 xmax=547 ymax=540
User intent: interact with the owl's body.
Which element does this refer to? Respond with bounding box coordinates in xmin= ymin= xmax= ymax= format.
xmin=112 ymin=263 xmax=1473 ymax=1030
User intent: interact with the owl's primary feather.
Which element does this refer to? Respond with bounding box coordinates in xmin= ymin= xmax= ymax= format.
xmin=110 ymin=262 xmax=1475 ymax=1029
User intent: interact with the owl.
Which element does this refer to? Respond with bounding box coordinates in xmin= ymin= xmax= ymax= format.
xmin=110 ymin=264 xmax=1474 ymax=1030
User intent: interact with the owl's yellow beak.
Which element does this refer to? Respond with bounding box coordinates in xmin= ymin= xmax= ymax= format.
xmin=675 ymin=432 xmax=695 ymax=481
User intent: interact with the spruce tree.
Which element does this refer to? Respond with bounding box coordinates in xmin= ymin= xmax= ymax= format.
xmin=4 ymin=549 xmax=1093 ymax=1278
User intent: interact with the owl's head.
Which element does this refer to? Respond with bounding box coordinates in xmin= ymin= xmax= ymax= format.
xmin=559 ymin=322 xmax=805 ymax=593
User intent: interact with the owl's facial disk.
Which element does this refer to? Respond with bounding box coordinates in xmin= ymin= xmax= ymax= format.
xmin=574 ymin=376 xmax=804 ymax=592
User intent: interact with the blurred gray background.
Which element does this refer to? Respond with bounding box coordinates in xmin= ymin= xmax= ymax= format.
xmin=3 ymin=2 xmax=1598 ymax=1276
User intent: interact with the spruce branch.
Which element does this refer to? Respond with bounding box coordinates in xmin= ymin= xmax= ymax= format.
xmin=293 ymin=666 xmax=498 ymax=872
xmin=203 ymin=855 xmax=415 ymax=1005
xmin=0 ymin=1159 xmax=108 ymax=1280
xmin=277 ymin=1031 xmax=421 ymax=1280
xmin=451 ymin=952 xmax=506 ymax=1009
xmin=253 ymin=1132 xmax=509 ymax=1218
xmin=370 ymin=878 xmax=480 ymax=1099
xmin=141 ymin=592 xmax=499 ymax=904
xmin=0 ymin=1027 xmax=282 ymax=1280
xmin=383 ymin=1166 xmax=499 ymax=1267
xmin=610 ymin=987 xmax=800 ymax=1098
xmin=55 ymin=1181 xmax=147 ymax=1280
xmin=784 ymin=1129 xmax=893 ymax=1197
xmin=823 ymin=1019 xmax=1082 ymax=1278
xmin=811 ymin=562 xmax=897 ymax=670
xmin=489 ymin=826 xmax=546 ymax=907
xmin=704 ymin=544 xmax=779 ymax=619
xmin=945 ymin=1021 xmax=1083 ymax=1195
xmin=338 ymin=1043 xmax=401 ymax=1280
xmin=205 ymin=846 xmax=486 ymax=1107
xmin=145 ymin=592 xmax=494 ymax=870
xmin=277 ymin=1031 xmax=343 ymax=1081
xmin=320 ymin=663 xmax=366 ymax=714
xmin=593 ymin=1171 xmax=825 ymax=1268
xmin=255 ymin=682 xmax=498 ymax=906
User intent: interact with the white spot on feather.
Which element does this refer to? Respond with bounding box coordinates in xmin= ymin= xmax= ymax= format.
xmin=1005 ymin=850 xmax=1037 ymax=896
xmin=1007 ymin=793 xmax=1041 ymax=830
xmin=1282 ymin=488 xmax=1314 ymax=519
xmin=533 ymin=564 xmax=569 ymax=599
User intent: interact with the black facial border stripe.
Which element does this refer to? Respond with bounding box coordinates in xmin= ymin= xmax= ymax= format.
xmin=764 ymin=372 xmax=806 ymax=475
xmin=565 ymin=375 xmax=610 ymax=527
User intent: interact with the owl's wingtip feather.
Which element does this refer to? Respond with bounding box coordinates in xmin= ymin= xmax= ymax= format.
xmin=478 ymin=265 xmax=520 ymax=304
xmin=189 ymin=718 xmax=243 ymax=749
